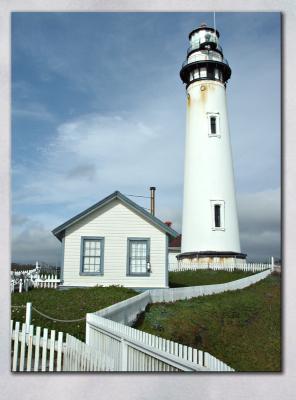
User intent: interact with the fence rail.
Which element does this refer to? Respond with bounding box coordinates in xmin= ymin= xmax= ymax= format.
xmin=150 ymin=269 xmax=272 ymax=303
xmin=86 ymin=313 xmax=234 ymax=372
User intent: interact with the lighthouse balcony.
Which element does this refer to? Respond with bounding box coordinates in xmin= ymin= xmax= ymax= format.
xmin=180 ymin=59 xmax=231 ymax=85
xmin=182 ymin=55 xmax=229 ymax=69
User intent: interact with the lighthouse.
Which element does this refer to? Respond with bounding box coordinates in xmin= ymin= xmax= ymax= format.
xmin=178 ymin=23 xmax=246 ymax=264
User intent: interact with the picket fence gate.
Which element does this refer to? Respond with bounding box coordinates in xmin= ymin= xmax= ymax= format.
xmin=86 ymin=313 xmax=234 ymax=372
xmin=10 ymin=320 xmax=103 ymax=372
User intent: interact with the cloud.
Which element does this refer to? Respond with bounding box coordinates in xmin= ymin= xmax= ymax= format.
xmin=11 ymin=188 xmax=280 ymax=264
xmin=12 ymin=214 xmax=29 ymax=226
xmin=238 ymin=189 xmax=280 ymax=233
xmin=12 ymin=219 xmax=62 ymax=265
xmin=13 ymin=111 xmax=183 ymax=211
xmin=67 ymin=164 xmax=97 ymax=180
xmin=12 ymin=80 xmax=34 ymax=100
xmin=11 ymin=112 xmax=281 ymax=263
xmin=240 ymin=230 xmax=280 ymax=262
xmin=237 ymin=189 xmax=281 ymax=260
xmin=12 ymin=102 xmax=55 ymax=122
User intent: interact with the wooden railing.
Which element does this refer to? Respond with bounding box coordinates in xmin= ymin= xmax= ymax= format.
xmin=86 ymin=313 xmax=234 ymax=372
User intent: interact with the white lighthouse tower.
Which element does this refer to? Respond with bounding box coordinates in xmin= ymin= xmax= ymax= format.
xmin=179 ymin=23 xmax=246 ymax=264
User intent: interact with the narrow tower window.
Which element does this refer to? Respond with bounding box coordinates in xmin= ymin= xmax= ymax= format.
xmin=210 ymin=116 xmax=217 ymax=134
xmin=207 ymin=113 xmax=220 ymax=137
xmin=211 ymin=200 xmax=225 ymax=230
xmin=214 ymin=204 xmax=221 ymax=227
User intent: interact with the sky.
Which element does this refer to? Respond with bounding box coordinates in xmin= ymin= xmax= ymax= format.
xmin=11 ymin=12 xmax=281 ymax=265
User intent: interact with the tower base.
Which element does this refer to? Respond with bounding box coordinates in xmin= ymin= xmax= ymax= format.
xmin=177 ymin=251 xmax=247 ymax=265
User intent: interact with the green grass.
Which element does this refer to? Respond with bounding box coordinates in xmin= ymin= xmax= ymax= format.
xmin=169 ymin=269 xmax=255 ymax=287
xmin=11 ymin=286 xmax=137 ymax=341
xmin=135 ymin=274 xmax=281 ymax=372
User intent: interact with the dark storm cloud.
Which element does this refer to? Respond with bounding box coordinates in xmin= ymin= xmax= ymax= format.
xmin=67 ymin=163 xmax=97 ymax=180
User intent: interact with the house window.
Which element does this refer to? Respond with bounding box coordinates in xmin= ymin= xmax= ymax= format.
xmin=80 ymin=237 xmax=104 ymax=275
xmin=207 ymin=113 xmax=220 ymax=137
xmin=211 ymin=201 xmax=225 ymax=230
xmin=127 ymin=238 xmax=150 ymax=276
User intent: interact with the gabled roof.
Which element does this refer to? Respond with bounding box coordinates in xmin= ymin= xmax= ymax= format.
xmin=52 ymin=191 xmax=179 ymax=241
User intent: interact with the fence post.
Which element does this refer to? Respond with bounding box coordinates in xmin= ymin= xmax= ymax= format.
xmin=25 ymin=302 xmax=32 ymax=333
xmin=271 ymin=256 xmax=274 ymax=272
xmin=19 ymin=280 xmax=23 ymax=293
xmin=85 ymin=316 xmax=90 ymax=346
xmin=120 ymin=339 xmax=128 ymax=371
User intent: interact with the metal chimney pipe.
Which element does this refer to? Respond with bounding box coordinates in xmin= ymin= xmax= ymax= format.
xmin=150 ymin=187 xmax=156 ymax=216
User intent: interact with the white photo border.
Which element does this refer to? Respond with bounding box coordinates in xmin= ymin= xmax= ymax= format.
xmin=0 ymin=2 xmax=292 ymax=399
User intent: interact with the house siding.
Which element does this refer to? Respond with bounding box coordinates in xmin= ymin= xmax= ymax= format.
xmin=63 ymin=199 xmax=168 ymax=288
xmin=168 ymin=250 xmax=180 ymax=269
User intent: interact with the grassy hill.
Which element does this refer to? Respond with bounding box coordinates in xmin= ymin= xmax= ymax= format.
xmin=169 ymin=269 xmax=255 ymax=287
xmin=135 ymin=273 xmax=281 ymax=372
xmin=11 ymin=286 xmax=137 ymax=341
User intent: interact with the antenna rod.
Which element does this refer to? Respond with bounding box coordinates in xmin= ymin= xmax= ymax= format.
xmin=213 ymin=11 xmax=218 ymax=44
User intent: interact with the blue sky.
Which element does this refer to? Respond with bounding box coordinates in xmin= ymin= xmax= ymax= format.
xmin=11 ymin=12 xmax=281 ymax=264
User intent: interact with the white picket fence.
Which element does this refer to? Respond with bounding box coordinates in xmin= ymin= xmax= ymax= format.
xmin=10 ymin=320 xmax=103 ymax=372
xmin=32 ymin=274 xmax=60 ymax=289
xmin=11 ymin=259 xmax=274 ymax=372
xmin=10 ymin=278 xmax=32 ymax=293
xmin=169 ymin=262 xmax=272 ymax=273
xmin=86 ymin=313 xmax=234 ymax=372
xmin=11 ymin=274 xmax=60 ymax=293
xmin=11 ymin=261 xmax=61 ymax=293
xmin=12 ymin=269 xmax=35 ymax=276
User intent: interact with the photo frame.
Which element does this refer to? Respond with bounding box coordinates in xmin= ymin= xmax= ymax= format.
xmin=1 ymin=1 xmax=294 ymax=399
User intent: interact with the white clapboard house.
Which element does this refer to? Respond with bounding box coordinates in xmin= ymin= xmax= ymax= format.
xmin=52 ymin=191 xmax=179 ymax=289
